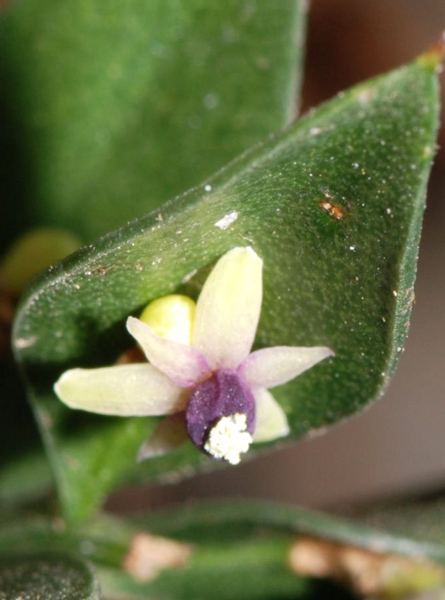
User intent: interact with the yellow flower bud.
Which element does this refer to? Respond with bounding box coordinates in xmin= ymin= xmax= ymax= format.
xmin=139 ymin=294 xmax=195 ymax=345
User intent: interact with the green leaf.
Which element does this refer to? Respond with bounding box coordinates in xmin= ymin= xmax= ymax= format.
xmin=0 ymin=449 xmax=52 ymax=509
xmin=0 ymin=553 xmax=100 ymax=600
xmin=2 ymin=500 xmax=445 ymax=600
xmin=116 ymin=500 xmax=445 ymax=599
xmin=13 ymin=52 xmax=441 ymax=523
xmin=0 ymin=363 xmax=49 ymax=508
xmin=96 ymin=499 xmax=445 ymax=599
xmin=0 ymin=0 xmax=306 ymax=506
xmin=99 ymin=536 xmax=309 ymax=600
xmin=137 ymin=499 xmax=445 ymax=565
xmin=350 ymin=498 xmax=445 ymax=564
xmin=0 ymin=507 xmax=311 ymax=600
xmin=0 ymin=0 xmax=305 ymax=246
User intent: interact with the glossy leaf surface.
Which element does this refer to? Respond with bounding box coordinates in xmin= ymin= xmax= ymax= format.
xmin=14 ymin=53 xmax=441 ymax=522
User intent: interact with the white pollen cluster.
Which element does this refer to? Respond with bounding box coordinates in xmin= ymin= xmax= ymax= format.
xmin=204 ymin=414 xmax=252 ymax=465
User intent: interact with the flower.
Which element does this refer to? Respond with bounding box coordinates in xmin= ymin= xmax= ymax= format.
xmin=54 ymin=247 xmax=333 ymax=465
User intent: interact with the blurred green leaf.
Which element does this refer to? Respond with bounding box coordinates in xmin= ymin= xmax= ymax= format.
xmin=0 ymin=553 xmax=99 ymax=600
xmin=139 ymin=499 xmax=445 ymax=565
xmin=0 ymin=0 xmax=306 ymax=246
xmin=351 ymin=498 xmax=445 ymax=562
xmin=99 ymin=536 xmax=309 ymax=600
xmin=3 ymin=500 xmax=445 ymax=600
xmin=0 ymin=506 xmax=310 ymax=600
xmin=0 ymin=363 xmax=48 ymax=508
xmin=0 ymin=0 xmax=306 ymax=504
xmin=0 ymin=450 xmax=52 ymax=509
xmin=13 ymin=52 xmax=441 ymax=523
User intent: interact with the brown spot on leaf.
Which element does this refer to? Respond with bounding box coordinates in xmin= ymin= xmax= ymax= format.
xmin=92 ymin=265 xmax=111 ymax=276
xmin=320 ymin=200 xmax=344 ymax=220
xmin=124 ymin=532 xmax=192 ymax=582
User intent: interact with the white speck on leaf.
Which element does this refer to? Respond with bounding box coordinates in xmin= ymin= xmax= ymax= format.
xmin=214 ymin=211 xmax=239 ymax=230
xmin=182 ymin=268 xmax=198 ymax=283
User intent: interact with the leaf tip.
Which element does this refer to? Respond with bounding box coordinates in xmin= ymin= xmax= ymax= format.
xmin=417 ymin=31 xmax=445 ymax=72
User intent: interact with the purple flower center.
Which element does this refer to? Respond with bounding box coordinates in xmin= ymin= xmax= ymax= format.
xmin=185 ymin=369 xmax=256 ymax=459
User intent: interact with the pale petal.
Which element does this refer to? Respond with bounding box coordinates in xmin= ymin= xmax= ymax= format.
xmin=193 ymin=247 xmax=263 ymax=370
xmin=127 ymin=317 xmax=210 ymax=387
xmin=252 ymin=388 xmax=290 ymax=443
xmin=239 ymin=346 xmax=334 ymax=389
xmin=137 ymin=414 xmax=188 ymax=461
xmin=54 ymin=363 xmax=187 ymax=416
